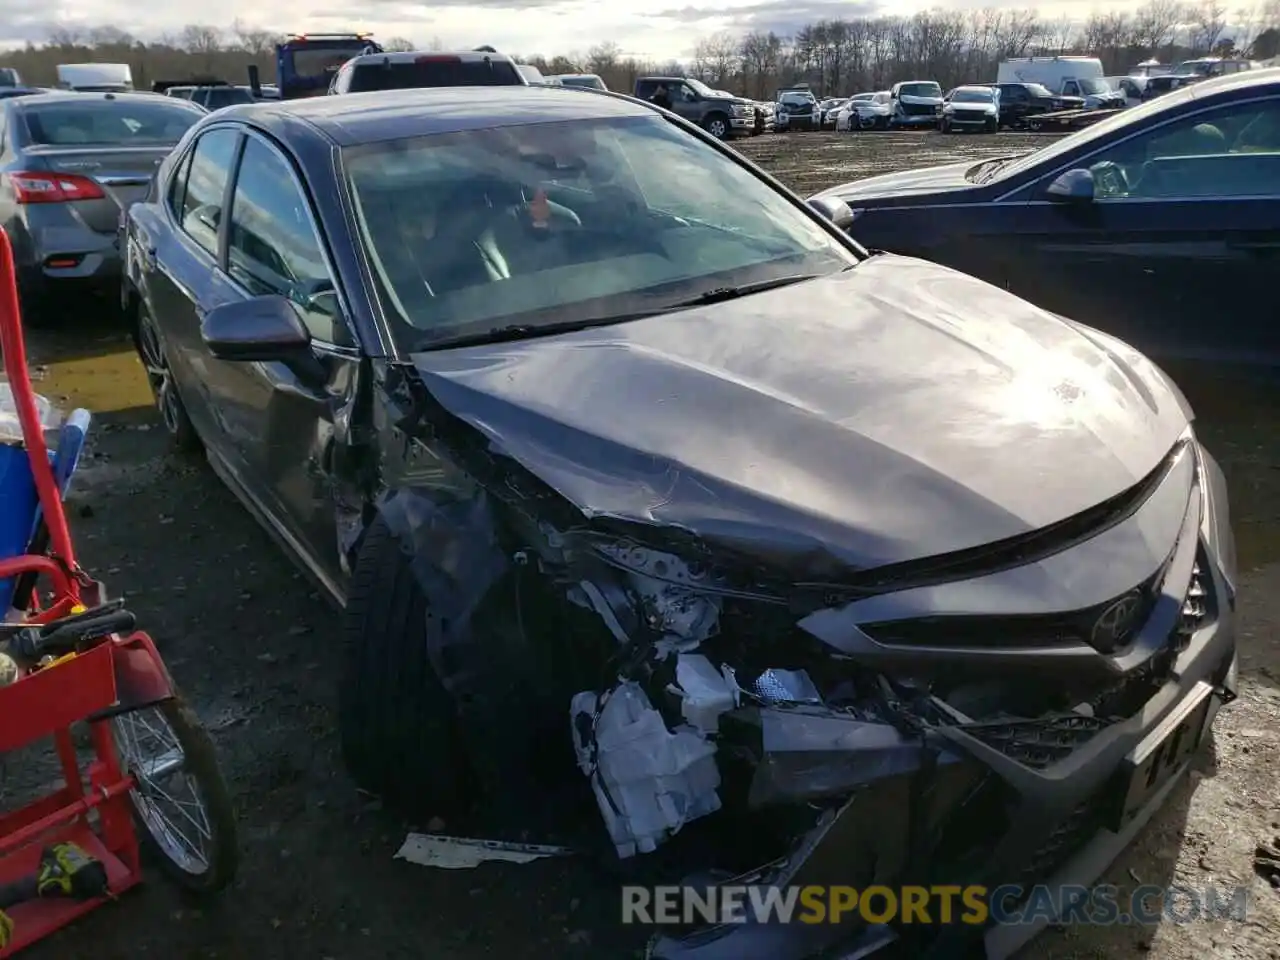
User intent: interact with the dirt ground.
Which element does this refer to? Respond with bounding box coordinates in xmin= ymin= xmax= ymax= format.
xmin=10 ymin=130 xmax=1280 ymax=960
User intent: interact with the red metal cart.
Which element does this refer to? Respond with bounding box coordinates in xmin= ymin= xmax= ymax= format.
xmin=0 ymin=229 xmax=237 ymax=954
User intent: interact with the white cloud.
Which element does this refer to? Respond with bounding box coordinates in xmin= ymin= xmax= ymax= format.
xmin=0 ymin=0 xmax=1254 ymax=61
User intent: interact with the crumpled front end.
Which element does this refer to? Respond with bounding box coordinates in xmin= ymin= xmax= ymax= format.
xmin=553 ymin=436 xmax=1238 ymax=960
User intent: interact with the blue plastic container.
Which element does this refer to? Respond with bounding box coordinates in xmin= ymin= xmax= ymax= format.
xmin=0 ymin=440 xmax=39 ymax=610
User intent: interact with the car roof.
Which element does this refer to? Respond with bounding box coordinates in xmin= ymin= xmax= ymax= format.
xmin=213 ymin=85 xmax=658 ymax=146
xmin=347 ymin=50 xmax=515 ymax=66
xmin=7 ymin=91 xmax=203 ymax=108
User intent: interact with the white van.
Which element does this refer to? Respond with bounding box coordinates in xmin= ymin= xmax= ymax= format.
xmin=55 ymin=63 xmax=134 ymax=92
xmin=996 ymin=56 xmax=1124 ymax=108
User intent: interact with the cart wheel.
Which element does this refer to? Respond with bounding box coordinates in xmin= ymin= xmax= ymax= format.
xmin=112 ymin=697 xmax=238 ymax=894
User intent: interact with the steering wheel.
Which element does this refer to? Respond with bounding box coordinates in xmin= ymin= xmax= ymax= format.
xmin=1090 ymin=160 xmax=1130 ymax=198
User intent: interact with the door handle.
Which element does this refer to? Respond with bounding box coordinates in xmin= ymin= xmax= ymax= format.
xmin=143 ymin=245 xmax=157 ymax=270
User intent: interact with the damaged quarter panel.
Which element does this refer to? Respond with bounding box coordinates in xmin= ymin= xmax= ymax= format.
xmin=410 ymin=254 xmax=1190 ymax=574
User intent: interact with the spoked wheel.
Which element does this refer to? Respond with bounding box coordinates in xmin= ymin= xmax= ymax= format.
xmin=135 ymin=306 xmax=200 ymax=452
xmin=112 ymin=697 xmax=238 ymax=893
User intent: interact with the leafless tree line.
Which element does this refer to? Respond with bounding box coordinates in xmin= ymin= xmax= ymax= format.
xmin=1 ymin=1 xmax=1278 ymax=100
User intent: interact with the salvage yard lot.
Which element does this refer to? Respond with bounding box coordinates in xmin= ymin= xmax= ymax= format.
xmin=19 ymin=130 xmax=1280 ymax=960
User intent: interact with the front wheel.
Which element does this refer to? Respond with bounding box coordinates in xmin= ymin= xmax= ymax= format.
xmin=703 ymin=114 xmax=729 ymax=140
xmin=112 ymin=697 xmax=239 ymax=894
xmin=985 ymin=117 xmax=998 ymax=134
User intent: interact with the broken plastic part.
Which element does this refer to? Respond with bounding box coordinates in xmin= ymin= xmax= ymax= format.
xmin=672 ymin=654 xmax=739 ymax=734
xmin=375 ymin=487 xmax=511 ymax=698
xmin=747 ymin=707 xmax=960 ymax=808
xmin=752 ymin=668 xmax=822 ymax=705
xmin=572 ymin=683 xmax=722 ymax=858
xmin=596 ymin=543 xmax=721 ymax=653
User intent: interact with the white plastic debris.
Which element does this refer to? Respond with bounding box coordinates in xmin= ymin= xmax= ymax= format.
xmin=0 ymin=380 xmax=60 ymax=446
xmin=753 ymin=668 xmax=823 ymax=704
xmin=571 ymin=683 xmax=721 ymax=858
xmin=394 ymin=834 xmax=573 ymax=869
xmin=671 ymin=653 xmax=739 ymax=734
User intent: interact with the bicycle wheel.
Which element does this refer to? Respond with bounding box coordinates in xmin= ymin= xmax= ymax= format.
xmin=112 ymin=696 xmax=239 ymax=893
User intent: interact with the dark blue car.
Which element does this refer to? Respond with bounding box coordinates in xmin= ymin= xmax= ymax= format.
xmin=120 ymin=85 xmax=1237 ymax=960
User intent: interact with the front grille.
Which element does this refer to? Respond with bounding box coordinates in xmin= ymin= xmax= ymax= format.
xmin=902 ymin=102 xmax=936 ymax=116
xmin=1013 ymin=794 xmax=1106 ymax=892
xmin=861 ymin=567 xmax=1162 ymax=651
xmin=960 ymin=713 xmax=1109 ymax=768
xmin=1173 ymin=560 xmax=1210 ymax=651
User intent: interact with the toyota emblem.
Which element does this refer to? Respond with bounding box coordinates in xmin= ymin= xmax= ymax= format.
xmin=1090 ymin=592 xmax=1143 ymax=652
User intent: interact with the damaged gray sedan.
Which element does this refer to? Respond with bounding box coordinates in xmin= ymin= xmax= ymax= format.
xmin=121 ymin=86 xmax=1239 ymax=960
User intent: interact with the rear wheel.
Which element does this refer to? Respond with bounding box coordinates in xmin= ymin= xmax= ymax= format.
xmin=135 ymin=302 xmax=201 ymax=453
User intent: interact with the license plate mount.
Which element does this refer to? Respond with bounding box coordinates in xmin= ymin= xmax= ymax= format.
xmin=1105 ymin=681 xmax=1214 ymax=832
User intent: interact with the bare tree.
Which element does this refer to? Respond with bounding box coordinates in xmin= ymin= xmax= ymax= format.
xmin=231 ymin=20 xmax=280 ymax=57
xmin=1045 ymin=15 xmax=1077 ymax=53
xmin=180 ymin=25 xmax=223 ymax=55
xmin=1132 ymin=0 xmax=1187 ymax=53
xmin=1190 ymin=0 xmax=1229 ymax=51
xmin=383 ymin=37 xmax=416 ymax=52
xmin=587 ymin=41 xmax=621 ymax=76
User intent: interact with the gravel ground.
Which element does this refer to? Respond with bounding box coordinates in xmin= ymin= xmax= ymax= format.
xmin=10 ymin=129 xmax=1279 ymax=960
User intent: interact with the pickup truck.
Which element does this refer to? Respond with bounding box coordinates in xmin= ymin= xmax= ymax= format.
xmin=991 ymin=82 xmax=1085 ymax=127
xmin=633 ymin=76 xmax=754 ymax=139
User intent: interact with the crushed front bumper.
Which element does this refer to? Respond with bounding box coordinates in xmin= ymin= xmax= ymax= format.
xmin=648 ymin=443 xmax=1238 ymax=960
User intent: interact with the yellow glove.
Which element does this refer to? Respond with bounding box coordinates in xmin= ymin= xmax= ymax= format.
xmin=0 ymin=907 xmax=13 ymax=948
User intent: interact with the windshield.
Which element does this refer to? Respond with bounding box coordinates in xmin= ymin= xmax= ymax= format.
xmin=350 ymin=59 xmax=521 ymax=91
xmin=202 ymin=87 xmax=255 ymax=109
xmin=560 ymin=75 xmax=604 ymax=89
xmin=983 ymin=82 xmax=1208 ymax=182
xmin=953 ymin=89 xmax=993 ymax=103
xmin=1077 ymin=78 xmax=1111 ymax=94
xmin=344 ymin=116 xmax=856 ymax=350
xmin=22 ymin=99 xmax=203 ymax=145
xmin=899 ymin=82 xmax=941 ymax=98
xmin=1022 ymin=83 xmax=1054 ymax=97
xmin=288 ymin=44 xmax=370 ymax=80
xmin=1176 ymin=60 xmax=1215 ymax=76
xmin=685 ymin=78 xmax=717 ymax=97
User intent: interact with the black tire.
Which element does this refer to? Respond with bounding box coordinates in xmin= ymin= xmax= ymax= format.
xmin=985 ymin=118 xmax=998 ymax=134
xmin=339 ymin=515 xmax=477 ymax=816
xmin=703 ymin=113 xmax=729 ymax=140
xmin=134 ymin=301 xmax=201 ymax=453
xmin=112 ymin=697 xmax=239 ymax=894
xmin=17 ymin=276 xmax=54 ymax=330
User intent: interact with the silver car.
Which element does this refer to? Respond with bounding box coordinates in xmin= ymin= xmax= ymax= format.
xmin=1 ymin=91 xmax=205 ymax=324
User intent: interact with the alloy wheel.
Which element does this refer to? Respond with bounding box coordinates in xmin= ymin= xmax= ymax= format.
xmin=137 ymin=315 xmax=182 ymax=436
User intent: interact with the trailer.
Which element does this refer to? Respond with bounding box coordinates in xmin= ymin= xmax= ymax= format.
xmin=1022 ymin=105 xmax=1125 ymax=131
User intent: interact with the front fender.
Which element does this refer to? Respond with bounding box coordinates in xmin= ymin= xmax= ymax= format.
xmin=111 ymin=631 xmax=175 ymax=711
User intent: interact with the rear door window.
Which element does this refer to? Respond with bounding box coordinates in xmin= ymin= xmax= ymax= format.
xmin=347 ymin=58 xmax=522 ymax=93
xmin=179 ymin=127 xmax=240 ymax=257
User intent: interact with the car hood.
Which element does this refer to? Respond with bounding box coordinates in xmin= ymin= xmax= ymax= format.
xmin=409 ymin=255 xmax=1188 ymax=573
xmin=810 ymin=157 xmax=1001 ymax=202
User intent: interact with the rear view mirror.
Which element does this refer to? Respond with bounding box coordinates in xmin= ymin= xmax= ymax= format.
xmin=201 ymin=295 xmax=325 ymax=385
xmin=807 ymin=196 xmax=856 ymax=230
xmin=1046 ymin=168 xmax=1095 ymax=203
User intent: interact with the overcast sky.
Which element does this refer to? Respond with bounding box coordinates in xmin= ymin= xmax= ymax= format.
xmin=8 ymin=0 xmax=1189 ymax=60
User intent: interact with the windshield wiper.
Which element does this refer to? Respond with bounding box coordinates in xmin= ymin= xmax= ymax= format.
xmin=662 ymin=273 xmax=826 ymax=308
xmin=417 ymin=311 xmax=669 ymax=351
xmin=416 ymin=273 xmax=840 ymax=352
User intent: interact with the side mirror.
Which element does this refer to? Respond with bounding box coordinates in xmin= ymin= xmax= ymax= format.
xmin=807 ymin=196 xmax=856 ymax=230
xmin=201 ymin=294 xmax=325 ymax=385
xmin=1046 ymin=168 xmax=1095 ymax=203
